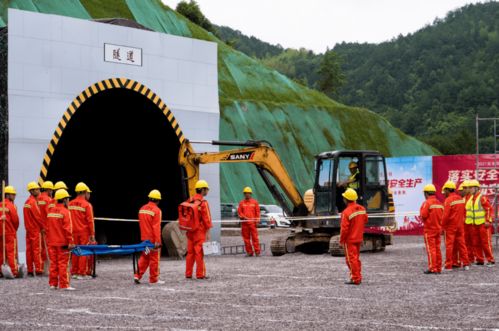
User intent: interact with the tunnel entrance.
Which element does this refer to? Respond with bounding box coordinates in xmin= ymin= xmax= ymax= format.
xmin=45 ymin=85 xmax=185 ymax=245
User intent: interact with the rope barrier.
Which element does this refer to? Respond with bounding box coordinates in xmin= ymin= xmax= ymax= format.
xmin=94 ymin=211 xmax=419 ymax=224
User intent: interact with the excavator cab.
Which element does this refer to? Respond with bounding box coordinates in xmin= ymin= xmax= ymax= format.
xmin=314 ymin=151 xmax=389 ymax=215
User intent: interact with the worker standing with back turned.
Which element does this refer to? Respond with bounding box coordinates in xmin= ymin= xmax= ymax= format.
xmin=1 ymin=186 xmax=20 ymax=278
xmin=46 ymin=189 xmax=75 ymax=290
xmin=238 ymin=187 xmax=261 ymax=257
xmin=24 ymin=182 xmax=45 ymax=276
xmin=441 ymin=180 xmax=469 ymax=271
xmin=185 ymin=180 xmax=212 ymax=280
xmin=69 ymin=182 xmax=95 ymax=279
xmin=466 ymin=179 xmax=495 ymax=266
xmin=420 ymin=184 xmax=443 ymax=274
xmin=38 ymin=181 xmax=54 ymax=270
xmin=134 ymin=190 xmax=164 ymax=285
xmin=340 ymin=188 xmax=367 ymax=285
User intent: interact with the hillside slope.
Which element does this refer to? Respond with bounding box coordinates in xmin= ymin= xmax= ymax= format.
xmin=218 ymin=2 xmax=499 ymax=155
xmin=0 ymin=0 xmax=435 ymax=203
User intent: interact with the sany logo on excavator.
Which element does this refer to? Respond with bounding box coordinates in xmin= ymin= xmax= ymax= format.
xmin=224 ymin=152 xmax=255 ymax=161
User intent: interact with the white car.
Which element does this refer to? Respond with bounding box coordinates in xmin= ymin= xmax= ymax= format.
xmin=260 ymin=205 xmax=290 ymax=228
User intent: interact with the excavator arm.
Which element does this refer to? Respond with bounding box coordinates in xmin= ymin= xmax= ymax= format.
xmin=178 ymin=140 xmax=308 ymax=216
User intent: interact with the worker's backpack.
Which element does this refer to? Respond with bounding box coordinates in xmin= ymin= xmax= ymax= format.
xmin=178 ymin=199 xmax=201 ymax=232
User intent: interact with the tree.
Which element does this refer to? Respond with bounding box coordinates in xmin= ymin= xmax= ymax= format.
xmin=316 ymin=49 xmax=345 ymax=97
xmin=176 ymin=0 xmax=216 ymax=34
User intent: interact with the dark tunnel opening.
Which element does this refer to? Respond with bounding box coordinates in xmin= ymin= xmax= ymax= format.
xmin=46 ymin=88 xmax=185 ymax=246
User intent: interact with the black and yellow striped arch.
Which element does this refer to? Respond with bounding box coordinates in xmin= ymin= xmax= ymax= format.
xmin=39 ymin=77 xmax=185 ymax=181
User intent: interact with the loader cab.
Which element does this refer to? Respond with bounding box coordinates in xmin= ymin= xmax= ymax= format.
xmin=314 ymin=151 xmax=389 ymax=215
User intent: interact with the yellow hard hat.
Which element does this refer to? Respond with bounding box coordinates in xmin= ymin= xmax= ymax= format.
xmin=423 ymin=184 xmax=436 ymax=193
xmin=460 ymin=180 xmax=471 ymax=188
xmin=75 ymin=182 xmax=92 ymax=193
xmin=54 ymin=189 xmax=70 ymax=201
xmin=27 ymin=181 xmax=40 ymax=191
xmin=348 ymin=162 xmax=358 ymax=169
xmin=243 ymin=186 xmax=253 ymax=194
xmin=4 ymin=186 xmax=17 ymax=195
xmin=195 ymin=180 xmax=209 ymax=190
xmin=458 ymin=183 xmax=465 ymax=191
xmin=41 ymin=181 xmax=54 ymax=190
xmin=468 ymin=179 xmax=480 ymax=187
xmin=441 ymin=180 xmax=456 ymax=193
xmin=342 ymin=188 xmax=358 ymax=201
xmin=148 ymin=189 xmax=162 ymax=200
xmin=54 ymin=181 xmax=68 ymax=190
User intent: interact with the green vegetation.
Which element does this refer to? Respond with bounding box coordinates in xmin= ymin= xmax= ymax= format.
xmin=0 ymin=0 xmax=436 ymax=203
xmin=175 ymin=0 xmax=216 ymax=35
xmin=80 ymin=0 xmax=134 ymax=20
xmin=219 ymin=2 xmax=499 ymax=155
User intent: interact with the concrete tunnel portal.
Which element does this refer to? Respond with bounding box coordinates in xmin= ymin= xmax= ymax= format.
xmin=41 ymin=79 xmax=186 ymax=246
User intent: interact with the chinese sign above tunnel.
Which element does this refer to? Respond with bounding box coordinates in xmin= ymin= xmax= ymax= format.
xmin=104 ymin=43 xmax=142 ymax=66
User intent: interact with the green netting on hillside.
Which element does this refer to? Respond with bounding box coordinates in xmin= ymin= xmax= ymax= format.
xmin=81 ymin=0 xmax=134 ymax=20
xmin=219 ymin=101 xmax=435 ymax=203
xmin=125 ymin=0 xmax=191 ymax=37
xmin=7 ymin=0 xmax=91 ymax=20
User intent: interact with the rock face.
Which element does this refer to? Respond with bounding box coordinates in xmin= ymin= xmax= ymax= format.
xmin=0 ymin=1 xmax=436 ymax=203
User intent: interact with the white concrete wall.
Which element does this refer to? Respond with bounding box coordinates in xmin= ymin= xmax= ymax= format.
xmin=7 ymin=9 xmax=221 ymax=254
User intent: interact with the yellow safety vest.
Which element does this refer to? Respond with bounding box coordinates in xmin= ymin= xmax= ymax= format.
xmin=465 ymin=194 xmax=486 ymax=225
xmin=348 ymin=169 xmax=360 ymax=189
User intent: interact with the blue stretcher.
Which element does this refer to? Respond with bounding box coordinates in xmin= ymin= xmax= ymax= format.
xmin=71 ymin=241 xmax=156 ymax=278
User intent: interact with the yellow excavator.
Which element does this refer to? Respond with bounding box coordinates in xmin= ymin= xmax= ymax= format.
xmin=178 ymin=140 xmax=395 ymax=256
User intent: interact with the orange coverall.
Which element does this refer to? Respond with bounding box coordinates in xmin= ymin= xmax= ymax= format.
xmin=24 ymin=195 xmax=45 ymax=274
xmin=135 ymin=202 xmax=162 ymax=283
xmin=340 ymin=202 xmax=368 ymax=284
xmin=420 ymin=196 xmax=443 ymax=273
xmin=442 ymin=192 xmax=469 ymax=269
xmin=37 ymin=192 xmax=52 ymax=264
xmin=1 ymin=199 xmax=20 ymax=277
xmin=469 ymin=193 xmax=495 ymax=264
xmin=238 ymin=198 xmax=261 ymax=256
xmin=46 ymin=204 xmax=74 ymax=289
xmin=69 ymin=196 xmax=95 ymax=276
xmin=185 ymin=193 xmax=212 ymax=279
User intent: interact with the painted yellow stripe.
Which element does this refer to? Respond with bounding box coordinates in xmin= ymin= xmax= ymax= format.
xmin=147 ymin=90 xmax=154 ymax=99
xmin=90 ymin=84 xmax=98 ymax=94
xmin=133 ymin=83 xmax=142 ymax=92
xmin=163 ymin=109 xmax=169 ymax=116
xmin=111 ymin=78 xmax=120 ymax=87
xmin=120 ymin=77 xmax=127 ymax=86
xmin=153 ymin=95 xmax=159 ymax=104
xmin=98 ymin=81 xmax=105 ymax=90
xmin=158 ymin=100 xmax=165 ymax=109
xmin=44 ymin=154 xmax=50 ymax=165
xmin=140 ymin=86 xmax=148 ymax=95
xmin=78 ymin=93 xmax=86 ymax=103
xmin=48 ymin=143 xmax=55 ymax=154
xmin=104 ymin=79 xmax=113 ymax=89
xmin=126 ymin=80 xmax=134 ymax=89
xmin=55 ymin=126 xmax=62 ymax=137
xmin=52 ymin=135 xmax=59 ymax=145
xmin=68 ymin=104 xmax=76 ymax=115
xmin=179 ymin=135 xmax=185 ymax=143
xmin=167 ymin=112 xmax=174 ymax=121
xmin=171 ymin=119 xmax=178 ymax=128
xmin=176 ymin=127 xmax=182 ymax=136
xmin=84 ymin=88 xmax=92 ymax=98
xmin=41 ymin=165 xmax=47 ymax=176
xmin=63 ymin=111 xmax=71 ymax=122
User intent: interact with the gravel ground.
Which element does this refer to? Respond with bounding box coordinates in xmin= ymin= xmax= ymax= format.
xmin=1 ymin=232 xmax=498 ymax=331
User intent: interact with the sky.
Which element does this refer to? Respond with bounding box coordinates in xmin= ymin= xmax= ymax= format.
xmin=164 ymin=0 xmax=487 ymax=53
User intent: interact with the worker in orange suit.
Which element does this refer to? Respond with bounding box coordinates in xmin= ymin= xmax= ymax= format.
xmin=38 ymin=181 xmax=54 ymax=268
xmin=185 ymin=180 xmax=212 ymax=280
xmin=69 ymin=182 xmax=95 ymax=279
xmin=24 ymin=182 xmax=45 ymax=276
xmin=466 ymin=180 xmax=495 ymax=266
xmin=441 ymin=180 xmax=470 ymax=271
xmin=238 ymin=187 xmax=261 ymax=257
xmin=46 ymin=189 xmax=75 ymax=290
xmin=1 ymin=186 xmax=20 ymax=278
xmin=134 ymin=190 xmax=164 ymax=285
xmin=420 ymin=184 xmax=443 ymax=274
xmin=340 ymin=188 xmax=367 ymax=285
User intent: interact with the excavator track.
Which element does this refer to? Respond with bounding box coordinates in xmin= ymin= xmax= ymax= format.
xmin=329 ymin=234 xmax=387 ymax=256
xmin=271 ymin=236 xmax=289 ymax=256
